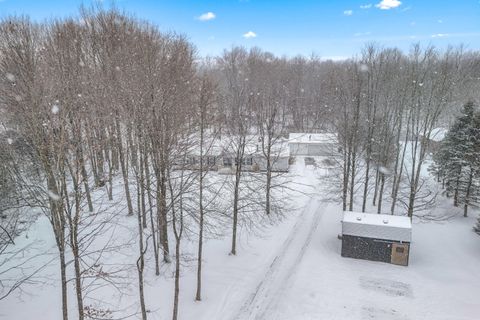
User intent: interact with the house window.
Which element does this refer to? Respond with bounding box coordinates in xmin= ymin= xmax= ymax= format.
xmin=223 ymin=157 xmax=232 ymax=166
xmin=242 ymin=157 xmax=253 ymax=166
xmin=207 ymin=156 xmax=216 ymax=166
xmin=395 ymin=247 xmax=405 ymax=253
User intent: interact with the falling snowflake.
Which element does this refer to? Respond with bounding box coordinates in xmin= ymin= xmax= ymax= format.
xmin=51 ymin=104 xmax=60 ymax=114
xmin=378 ymin=166 xmax=391 ymax=175
xmin=48 ymin=190 xmax=61 ymax=201
xmin=7 ymin=138 xmax=13 ymax=145
xmin=6 ymin=73 xmax=15 ymax=82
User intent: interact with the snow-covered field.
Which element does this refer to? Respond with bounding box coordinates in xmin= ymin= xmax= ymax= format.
xmin=1 ymin=158 xmax=479 ymax=320
xmin=269 ymin=204 xmax=480 ymax=320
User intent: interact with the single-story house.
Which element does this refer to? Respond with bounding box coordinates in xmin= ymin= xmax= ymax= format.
xmin=341 ymin=211 xmax=412 ymax=266
xmin=289 ymin=132 xmax=338 ymax=157
xmin=173 ymin=134 xmax=290 ymax=173
xmin=220 ymin=136 xmax=290 ymax=172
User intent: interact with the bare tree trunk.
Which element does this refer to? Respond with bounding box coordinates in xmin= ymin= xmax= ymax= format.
xmin=71 ymin=235 xmax=84 ymax=320
xmin=47 ymin=171 xmax=69 ymax=320
xmin=377 ymin=173 xmax=385 ymax=214
xmin=349 ymin=149 xmax=357 ymax=211
xmin=77 ymin=133 xmax=93 ymax=212
xmin=195 ymin=173 xmax=204 ymax=300
xmin=170 ymin=167 xmax=185 ymax=320
xmin=105 ymin=148 xmax=114 ymax=201
xmin=231 ymin=138 xmax=245 ymax=255
xmin=159 ymin=172 xmax=170 ymax=262
xmin=136 ymin=195 xmax=148 ymax=320
xmin=464 ymin=169 xmax=473 ymax=217
xmin=196 ymin=110 xmax=205 ymax=301
xmin=454 ymin=173 xmax=460 ymax=207
xmin=372 ymin=169 xmax=379 ymax=206
xmin=172 ymin=236 xmax=181 ymax=320
xmin=115 ymin=116 xmax=133 ymax=215
xmin=139 ymin=140 xmax=147 ymax=229
xmin=231 ymin=168 xmax=241 ymax=255
xmin=362 ymin=159 xmax=371 ymax=213
xmin=391 ymin=123 xmax=410 ymax=215
xmin=145 ymin=152 xmax=160 ymax=275
xmin=65 ymin=161 xmax=84 ymax=320
xmin=59 ymin=246 xmax=69 ymax=320
xmin=342 ymin=146 xmax=351 ymax=211
xmin=265 ymin=142 xmax=273 ymax=215
xmin=406 ymin=135 xmax=421 ymax=218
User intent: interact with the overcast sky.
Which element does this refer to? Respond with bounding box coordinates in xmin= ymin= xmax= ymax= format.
xmin=1 ymin=0 xmax=479 ymax=59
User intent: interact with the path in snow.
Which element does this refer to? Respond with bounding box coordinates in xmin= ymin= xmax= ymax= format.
xmin=232 ymin=196 xmax=324 ymax=320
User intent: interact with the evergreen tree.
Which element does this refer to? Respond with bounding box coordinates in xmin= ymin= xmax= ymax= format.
xmin=435 ymin=101 xmax=480 ymax=218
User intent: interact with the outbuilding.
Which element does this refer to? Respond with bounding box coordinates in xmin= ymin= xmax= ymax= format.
xmin=341 ymin=211 xmax=412 ymax=266
xmin=289 ymin=133 xmax=337 ymax=157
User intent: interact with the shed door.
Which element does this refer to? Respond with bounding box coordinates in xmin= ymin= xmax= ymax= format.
xmin=391 ymin=243 xmax=409 ymax=266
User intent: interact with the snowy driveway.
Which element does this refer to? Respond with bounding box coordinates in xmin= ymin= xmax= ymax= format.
xmin=232 ymin=197 xmax=324 ymax=320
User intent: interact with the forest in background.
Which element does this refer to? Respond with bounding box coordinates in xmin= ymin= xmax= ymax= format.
xmin=1 ymin=7 xmax=480 ymax=320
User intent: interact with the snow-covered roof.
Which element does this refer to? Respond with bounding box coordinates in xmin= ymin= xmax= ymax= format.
xmin=184 ymin=134 xmax=290 ymax=158
xmin=429 ymin=127 xmax=447 ymax=142
xmin=289 ymin=132 xmax=337 ymax=144
xmin=342 ymin=211 xmax=412 ymax=242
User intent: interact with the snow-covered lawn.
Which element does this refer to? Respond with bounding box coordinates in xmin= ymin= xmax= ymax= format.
xmin=269 ymin=204 xmax=480 ymax=320
xmin=1 ymin=159 xmax=479 ymax=320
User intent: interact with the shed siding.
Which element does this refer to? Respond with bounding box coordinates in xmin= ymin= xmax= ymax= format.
xmin=341 ymin=235 xmax=410 ymax=266
xmin=341 ymin=235 xmax=392 ymax=263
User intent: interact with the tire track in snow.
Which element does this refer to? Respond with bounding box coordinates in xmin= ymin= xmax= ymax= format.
xmin=232 ymin=196 xmax=323 ymax=320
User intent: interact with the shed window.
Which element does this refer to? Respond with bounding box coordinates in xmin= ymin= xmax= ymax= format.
xmin=396 ymin=247 xmax=405 ymax=253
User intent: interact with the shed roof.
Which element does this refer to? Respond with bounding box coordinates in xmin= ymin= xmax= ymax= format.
xmin=342 ymin=211 xmax=412 ymax=242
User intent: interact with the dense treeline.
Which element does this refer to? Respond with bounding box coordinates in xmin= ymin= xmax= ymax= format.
xmin=433 ymin=102 xmax=480 ymax=217
xmin=0 ymin=7 xmax=479 ymax=320
xmin=330 ymin=45 xmax=478 ymax=217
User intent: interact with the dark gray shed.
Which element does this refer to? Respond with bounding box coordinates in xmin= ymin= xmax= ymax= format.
xmin=341 ymin=211 xmax=412 ymax=266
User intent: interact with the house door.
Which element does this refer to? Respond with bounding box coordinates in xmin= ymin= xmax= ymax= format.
xmin=391 ymin=243 xmax=409 ymax=266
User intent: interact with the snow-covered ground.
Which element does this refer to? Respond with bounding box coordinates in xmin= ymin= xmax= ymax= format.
xmin=1 ymin=157 xmax=479 ymax=320
xmin=267 ymin=204 xmax=480 ymax=320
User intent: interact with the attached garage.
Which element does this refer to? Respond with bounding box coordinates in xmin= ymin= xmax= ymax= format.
xmin=289 ymin=133 xmax=337 ymax=157
xmin=341 ymin=211 xmax=412 ymax=266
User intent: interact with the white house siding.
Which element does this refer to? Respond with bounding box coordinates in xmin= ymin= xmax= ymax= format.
xmin=290 ymin=143 xmax=309 ymax=156
xmin=219 ymin=154 xmax=290 ymax=172
xmin=289 ymin=142 xmax=336 ymax=156
xmin=253 ymin=156 xmax=290 ymax=172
